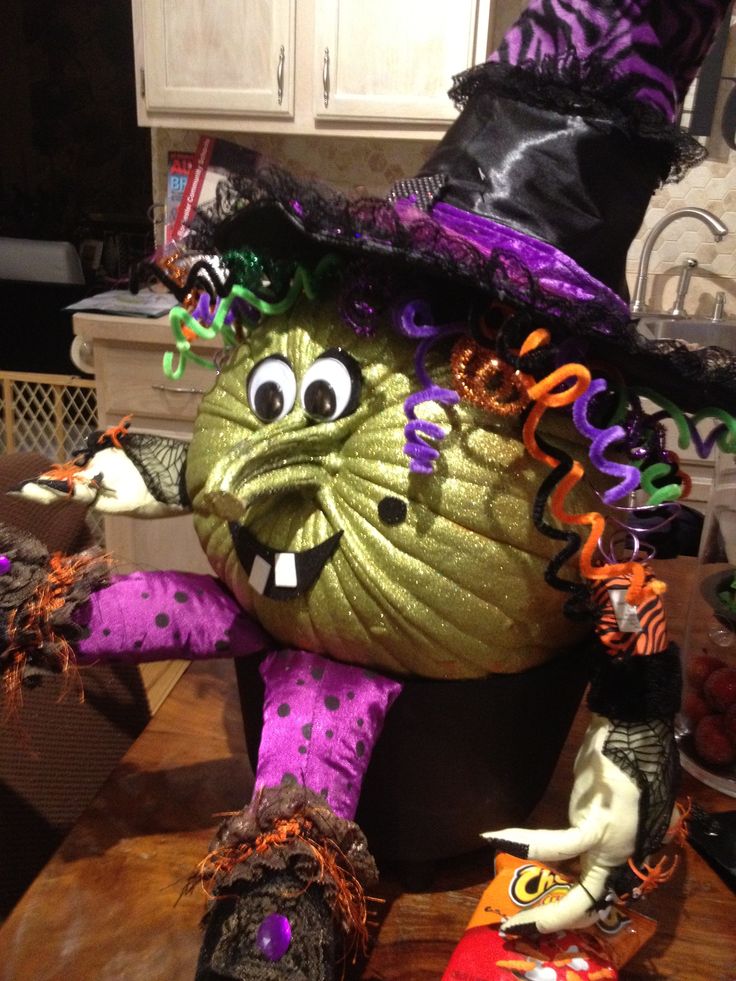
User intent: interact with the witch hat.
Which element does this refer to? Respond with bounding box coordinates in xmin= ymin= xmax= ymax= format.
xmin=162 ymin=0 xmax=734 ymax=412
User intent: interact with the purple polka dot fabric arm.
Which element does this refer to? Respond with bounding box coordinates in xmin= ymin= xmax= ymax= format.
xmin=254 ymin=649 xmax=403 ymax=821
xmin=73 ymin=571 xmax=271 ymax=663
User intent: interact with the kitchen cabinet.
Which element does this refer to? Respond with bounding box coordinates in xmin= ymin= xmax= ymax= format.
xmin=132 ymin=0 xmax=493 ymax=138
xmin=72 ymin=311 xmax=220 ymax=710
xmin=135 ymin=0 xmax=296 ymax=119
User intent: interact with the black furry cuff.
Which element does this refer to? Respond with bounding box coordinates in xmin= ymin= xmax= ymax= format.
xmin=587 ymin=643 xmax=682 ymax=722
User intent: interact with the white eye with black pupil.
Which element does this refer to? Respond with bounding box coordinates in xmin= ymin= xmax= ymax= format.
xmin=300 ymin=350 xmax=361 ymax=422
xmin=246 ymin=356 xmax=297 ymax=423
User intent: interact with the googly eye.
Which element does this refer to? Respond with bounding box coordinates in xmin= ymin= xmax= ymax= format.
xmin=246 ymin=355 xmax=297 ymax=422
xmin=300 ymin=349 xmax=362 ymax=422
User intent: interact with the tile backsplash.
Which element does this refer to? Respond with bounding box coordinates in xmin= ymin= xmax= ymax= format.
xmin=152 ymin=127 xmax=436 ymax=221
xmin=633 ymin=13 xmax=736 ymax=320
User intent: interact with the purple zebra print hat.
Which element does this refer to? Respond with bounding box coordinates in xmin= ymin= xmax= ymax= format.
xmin=200 ymin=0 xmax=734 ymax=409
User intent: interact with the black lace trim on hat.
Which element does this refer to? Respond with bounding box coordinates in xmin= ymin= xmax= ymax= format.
xmin=496 ymin=305 xmax=736 ymax=415
xmin=589 ymin=320 xmax=736 ymax=414
xmin=185 ymin=160 xmax=627 ymax=335
xmin=163 ymin=160 xmax=736 ymax=414
xmin=449 ymin=58 xmax=706 ymax=183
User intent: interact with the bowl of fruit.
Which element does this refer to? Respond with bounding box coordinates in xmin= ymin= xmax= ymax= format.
xmin=678 ymin=569 xmax=736 ymax=795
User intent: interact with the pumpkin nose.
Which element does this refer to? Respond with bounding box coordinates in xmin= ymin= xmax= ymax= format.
xmin=201 ymin=414 xmax=344 ymax=522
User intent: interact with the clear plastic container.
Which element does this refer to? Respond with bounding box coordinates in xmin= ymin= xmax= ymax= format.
xmin=677 ymin=449 xmax=736 ymax=796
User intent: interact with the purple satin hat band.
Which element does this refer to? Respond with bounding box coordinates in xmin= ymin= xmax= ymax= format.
xmin=397 ymin=198 xmax=631 ymax=323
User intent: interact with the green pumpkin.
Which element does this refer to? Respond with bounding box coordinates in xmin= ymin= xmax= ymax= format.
xmin=186 ymin=294 xmax=592 ymax=679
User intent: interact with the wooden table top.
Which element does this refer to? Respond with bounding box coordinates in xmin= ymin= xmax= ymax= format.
xmin=1 ymin=557 xmax=735 ymax=980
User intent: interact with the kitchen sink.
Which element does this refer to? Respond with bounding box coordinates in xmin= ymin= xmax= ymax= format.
xmin=637 ymin=316 xmax=736 ymax=352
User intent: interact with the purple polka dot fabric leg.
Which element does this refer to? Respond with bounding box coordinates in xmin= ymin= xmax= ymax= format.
xmin=254 ymin=649 xmax=403 ymax=820
xmin=74 ymin=571 xmax=270 ymax=663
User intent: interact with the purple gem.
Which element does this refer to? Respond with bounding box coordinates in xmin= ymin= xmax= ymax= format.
xmin=256 ymin=913 xmax=291 ymax=962
xmin=0 ymin=555 xmax=11 ymax=575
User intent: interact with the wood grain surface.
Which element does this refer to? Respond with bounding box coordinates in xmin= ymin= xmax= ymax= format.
xmin=0 ymin=558 xmax=735 ymax=980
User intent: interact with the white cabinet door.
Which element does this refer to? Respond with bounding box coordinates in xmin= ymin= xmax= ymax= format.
xmin=313 ymin=0 xmax=487 ymax=123
xmin=138 ymin=0 xmax=296 ymax=117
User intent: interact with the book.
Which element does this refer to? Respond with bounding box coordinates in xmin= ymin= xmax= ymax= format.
xmin=169 ymin=136 xmax=262 ymax=246
xmin=164 ymin=150 xmax=195 ymax=245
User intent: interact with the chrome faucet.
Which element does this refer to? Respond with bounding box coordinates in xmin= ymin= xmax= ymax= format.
xmin=630 ymin=207 xmax=728 ymax=315
xmin=669 ymin=257 xmax=698 ymax=318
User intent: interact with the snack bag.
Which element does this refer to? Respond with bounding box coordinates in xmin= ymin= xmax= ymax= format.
xmin=442 ymin=853 xmax=657 ymax=981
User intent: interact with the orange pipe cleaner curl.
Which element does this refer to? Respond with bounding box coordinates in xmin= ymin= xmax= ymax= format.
xmin=450 ymin=336 xmax=530 ymax=416
xmin=98 ymin=414 xmax=133 ymax=449
xmin=518 ymin=329 xmax=658 ymax=608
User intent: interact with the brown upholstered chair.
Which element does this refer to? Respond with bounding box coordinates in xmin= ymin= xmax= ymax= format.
xmin=0 ymin=453 xmax=150 ymax=919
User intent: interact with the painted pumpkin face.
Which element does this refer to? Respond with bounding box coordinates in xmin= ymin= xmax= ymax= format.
xmin=186 ymin=295 xmax=588 ymax=679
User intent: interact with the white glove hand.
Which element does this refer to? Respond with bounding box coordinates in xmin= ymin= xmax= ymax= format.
xmin=482 ymin=712 xmax=680 ymax=934
xmin=16 ymin=421 xmax=190 ymax=518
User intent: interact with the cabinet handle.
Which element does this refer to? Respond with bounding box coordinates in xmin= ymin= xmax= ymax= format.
xmin=322 ymin=47 xmax=330 ymax=108
xmin=151 ymin=384 xmax=205 ymax=395
xmin=277 ymin=45 xmax=285 ymax=105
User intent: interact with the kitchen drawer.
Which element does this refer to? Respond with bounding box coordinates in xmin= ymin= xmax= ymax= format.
xmin=98 ymin=344 xmax=217 ymax=422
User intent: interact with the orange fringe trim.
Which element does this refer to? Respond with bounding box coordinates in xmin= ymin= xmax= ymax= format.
xmin=188 ymin=814 xmax=372 ymax=959
xmin=39 ymin=459 xmax=89 ymax=496
xmin=2 ymin=550 xmax=109 ymax=716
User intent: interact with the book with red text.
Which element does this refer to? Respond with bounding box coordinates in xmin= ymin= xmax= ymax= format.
xmin=169 ymin=136 xmax=262 ymax=245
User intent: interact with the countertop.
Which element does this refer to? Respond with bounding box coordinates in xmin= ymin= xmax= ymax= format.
xmin=0 ymin=559 xmax=735 ymax=980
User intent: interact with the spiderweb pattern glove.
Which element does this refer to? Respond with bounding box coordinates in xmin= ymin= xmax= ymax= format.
xmin=17 ymin=418 xmax=190 ymax=516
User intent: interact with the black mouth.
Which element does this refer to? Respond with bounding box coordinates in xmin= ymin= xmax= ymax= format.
xmin=229 ymin=523 xmax=343 ymax=601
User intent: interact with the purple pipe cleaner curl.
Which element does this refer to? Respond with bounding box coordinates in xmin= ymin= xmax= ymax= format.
xmin=649 ymin=412 xmax=727 ymax=459
xmin=193 ymin=292 xmax=254 ymax=327
xmin=393 ymin=298 xmax=445 ymax=339
xmin=572 ymin=377 xmax=641 ymax=504
xmin=403 ymin=386 xmax=460 ymax=475
xmin=192 ymin=292 xmax=212 ymax=323
xmin=689 ymin=419 xmax=728 ymax=458
xmin=389 ymin=296 xmax=465 ymax=474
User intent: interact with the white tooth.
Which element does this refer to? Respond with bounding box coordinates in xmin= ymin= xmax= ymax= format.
xmin=274 ymin=552 xmax=297 ymax=588
xmin=249 ymin=555 xmax=271 ymax=594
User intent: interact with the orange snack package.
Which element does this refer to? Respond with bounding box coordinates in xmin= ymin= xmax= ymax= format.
xmin=442 ymin=853 xmax=657 ymax=981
